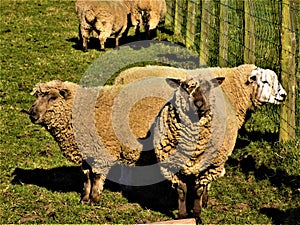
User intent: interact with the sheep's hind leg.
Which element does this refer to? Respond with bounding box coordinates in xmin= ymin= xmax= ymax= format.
xmin=177 ymin=180 xmax=188 ymax=219
xmin=193 ymin=185 xmax=205 ymax=224
xmin=202 ymin=184 xmax=210 ymax=208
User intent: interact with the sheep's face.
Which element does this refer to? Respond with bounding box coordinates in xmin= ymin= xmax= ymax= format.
xmin=248 ymin=68 xmax=287 ymax=105
xmin=179 ymin=78 xmax=210 ymax=116
xmin=29 ymin=84 xmax=71 ymax=125
xmin=166 ymin=77 xmax=224 ymax=119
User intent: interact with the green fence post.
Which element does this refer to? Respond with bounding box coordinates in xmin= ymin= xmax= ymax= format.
xmin=244 ymin=0 xmax=256 ymax=64
xmin=186 ymin=0 xmax=196 ymax=49
xmin=219 ymin=0 xmax=229 ymax=67
xmin=165 ymin=0 xmax=174 ymax=28
xmin=199 ymin=0 xmax=210 ymax=66
xmin=280 ymin=0 xmax=296 ymax=142
xmin=174 ymin=0 xmax=182 ymax=36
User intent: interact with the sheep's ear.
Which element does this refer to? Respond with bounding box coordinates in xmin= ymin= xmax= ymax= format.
xmin=248 ymin=75 xmax=257 ymax=83
xmin=211 ymin=77 xmax=225 ymax=87
xmin=59 ymin=88 xmax=71 ymax=99
xmin=166 ymin=78 xmax=181 ymax=89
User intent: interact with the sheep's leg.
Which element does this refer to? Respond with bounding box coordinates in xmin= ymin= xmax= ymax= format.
xmin=90 ymin=173 xmax=105 ymax=205
xmin=147 ymin=13 xmax=160 ymax=39
xmin=131 ymin=11 xmax=141 ymax=39
xmin=80 ymin=161 xmax=91 ymax=204
xmin=202 ymin=184 xmax=210 ymax=208
xmin=115 ymin=25 xmax=127 ymax=49
xmin=177 ymin=180 xmax=188 ymax=219
xmin=78 ymin=24 xmax=82 ymax=42
xmin=99 ymin=37 xmax=106 ymax=51
xmin=145 ymin=24 xmax=151 ymax=40
xmin=193 ymin=185 xmax=204 ymax=224
xmin=80 ymin=28 xmax=90 ymax=52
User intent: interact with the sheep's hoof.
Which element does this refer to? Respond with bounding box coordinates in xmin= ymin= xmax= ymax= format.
xmin=80 ymin=198 xmax=90 ymax=205
xmin=83 ymin=48 xmax=88 ymax=53
xmin=177 ymin=213 xmax=188 ymax=219
xmin=195 ymin=217 xmax=202 ymax=225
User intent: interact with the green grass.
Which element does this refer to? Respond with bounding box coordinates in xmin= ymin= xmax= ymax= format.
xmin=1 ymin=0 xmax=299 ymax=224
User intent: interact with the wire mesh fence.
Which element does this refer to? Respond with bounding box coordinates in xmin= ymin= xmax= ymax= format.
xmin=163 ymin=0 xmax=299 ymax=142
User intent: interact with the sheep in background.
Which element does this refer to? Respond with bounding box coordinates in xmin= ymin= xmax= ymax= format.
xmin=130 ymin=0 xmax=166 ymax=39
xmin=75 ymin=0 xmax=132 ymax=51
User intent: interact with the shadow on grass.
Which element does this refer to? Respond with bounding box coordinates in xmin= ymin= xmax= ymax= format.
xmin=229 ymin=129 xmax=300 ymax=191
xmin=66 ymin=34 xmax=142 ymax=52
xmin=11 ymin=165 xmax=176 ymax=216
xmin=235 ymin=129 xmax=280 ymax=150
xmin=227 ymin=152 xmax=300 ymax=191
xmin=11 ymin=166 xmax=84 ymax=193
xmin=260 ymin=207 xmax=300 ymax=225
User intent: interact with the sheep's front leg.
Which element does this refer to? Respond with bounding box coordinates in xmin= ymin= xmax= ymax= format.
xmin=81 ymin=162 xmax=92 ymax=204
xmin=193 ymin=185 xmax=204 ymax=224
xmin=177 ymin=180 xmax=188 ymax=219
xmin=98 ymin=32 xmax=109 ymax=51
xmin=90 ymin=173 xmax=105 ymax=205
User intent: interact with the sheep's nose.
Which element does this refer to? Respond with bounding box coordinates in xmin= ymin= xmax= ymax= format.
xmin=29 ymin=107 xmax=39 ymax=122
xmin=281 ymin=92 xmax=287 ymax=98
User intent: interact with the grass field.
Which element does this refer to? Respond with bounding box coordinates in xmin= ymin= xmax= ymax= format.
xmin=1 ymin=0 xmax=299 ymax=224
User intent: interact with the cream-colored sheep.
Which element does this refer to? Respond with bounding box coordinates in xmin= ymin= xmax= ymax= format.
xmin=75 ymin=0 xmax=132 ymax=51
xmin=130 ymin=0 xmax=166 ymax=38
xmin=115 ymin=64 xmax=287 ymax=128
xmin=28 ymin=78 xmax=192 ymax=204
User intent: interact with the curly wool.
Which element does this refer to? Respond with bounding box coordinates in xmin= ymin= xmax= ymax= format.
xmin=31 ymin=81 xmax=83 ymax=164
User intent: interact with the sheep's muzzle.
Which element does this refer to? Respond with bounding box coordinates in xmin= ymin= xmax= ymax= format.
xmin=28 ymin=105 xmax=42 ymax=124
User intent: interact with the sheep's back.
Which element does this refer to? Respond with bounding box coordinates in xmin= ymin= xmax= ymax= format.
xmin=114 ymin=66 xmax=187 ymax=85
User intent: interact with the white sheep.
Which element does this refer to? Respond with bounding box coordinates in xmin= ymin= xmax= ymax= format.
xmin=75 ymin=0 xmax=132 ymax=51
xmin=130 ymin=0 xmax=167 ymax=39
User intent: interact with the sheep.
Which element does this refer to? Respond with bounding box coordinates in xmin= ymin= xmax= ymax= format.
xmin=113 ymin=64 xmax=287 ymax=222
xmin=147 ymin=76 xmax=228 ymax=223
xmin=28 ymin=77 xmax=199 ymax=204
xmin=115 ymin=64 xmax=287 ymax=129
xmin=75 ymin=0 xmax=132 ymax=52
xmin=130 ymin=0 xmax=167 ymax=39
xmin=28 ymin=64 xmax=286 ymax=223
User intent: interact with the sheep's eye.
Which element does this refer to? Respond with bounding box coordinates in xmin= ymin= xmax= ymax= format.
xmin=49 ymin=95 xmax=57 ymax=101
xmin=262 ymin=81 xmax=269 ymax=84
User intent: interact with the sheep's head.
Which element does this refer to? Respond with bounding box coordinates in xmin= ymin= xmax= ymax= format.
xmin=248 ymin=68 xmax=287 ymax=106
xmin=29 ymin=80 xmax=75 ymax=127
xmin=166 ymin=76 xmax=225 ymax=120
